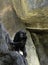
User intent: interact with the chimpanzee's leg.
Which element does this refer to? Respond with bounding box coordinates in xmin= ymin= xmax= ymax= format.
xmin=20 ymin=47 xmax=27 ymax=57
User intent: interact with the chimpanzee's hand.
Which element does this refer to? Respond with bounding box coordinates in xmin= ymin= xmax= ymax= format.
xmin=23 ymin=52 xmax=27 ymax=57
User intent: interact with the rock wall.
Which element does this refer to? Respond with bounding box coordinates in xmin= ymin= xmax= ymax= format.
xmin=0 ymin=0 xmax=40 ymax=65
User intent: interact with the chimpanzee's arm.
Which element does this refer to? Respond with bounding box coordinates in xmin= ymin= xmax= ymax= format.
xmin=10 ymin=42 xmax=20 ymax=45
xmin=21 ymin=47 xmax=27 ymax=57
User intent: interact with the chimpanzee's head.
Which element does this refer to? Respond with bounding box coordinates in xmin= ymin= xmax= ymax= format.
xmin=13 ymin=30 xmax=27 ymax=43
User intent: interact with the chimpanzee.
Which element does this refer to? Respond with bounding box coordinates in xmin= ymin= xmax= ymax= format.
xmin=12 ymin=30 xmax=27 ymax=57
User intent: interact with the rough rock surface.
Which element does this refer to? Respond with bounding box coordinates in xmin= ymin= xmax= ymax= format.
xmin=1 ymin=0 xmax=48 ymax=65
xmin=0 ymin=23 xmax=27 ymax=65
xmin=0 ymin=0 xmax=40 ymax=65
xmin=12 ymin=0 xmax=48 ymax=29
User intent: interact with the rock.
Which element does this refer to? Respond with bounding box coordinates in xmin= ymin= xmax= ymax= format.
xmin=26 ymin=31 xmax=40 ymax=65
xmin=0 ymin=51 xmax=28 ymax=65
xmin=12 ymin=0 xmax=48 ymax=29
xmin=31 ymin=33 xmax=48 ymax=65
xmin=0 ymin=23 xmax=28 ymax=65
xmin=0 ymin=23 xmax=9 ymax=53
xmin=0 ymin=0 xmax=41 ymax=65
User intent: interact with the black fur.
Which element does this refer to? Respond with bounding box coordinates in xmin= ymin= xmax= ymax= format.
xmin=13 ymin=30 xmax=27 ymax=57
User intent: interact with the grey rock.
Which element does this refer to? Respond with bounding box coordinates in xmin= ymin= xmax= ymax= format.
xmin=0 ymin=23 xmax=28 ymax=65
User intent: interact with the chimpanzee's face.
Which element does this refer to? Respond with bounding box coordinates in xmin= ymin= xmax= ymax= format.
xmin=19 ymin=31 xmax=27 ymax=41
xmin=19 ymin=31 xmax=27 ymax=46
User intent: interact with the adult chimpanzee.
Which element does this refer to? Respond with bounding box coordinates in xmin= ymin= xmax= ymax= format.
xmin=12 ymin=30 xmax=27 ymax=57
